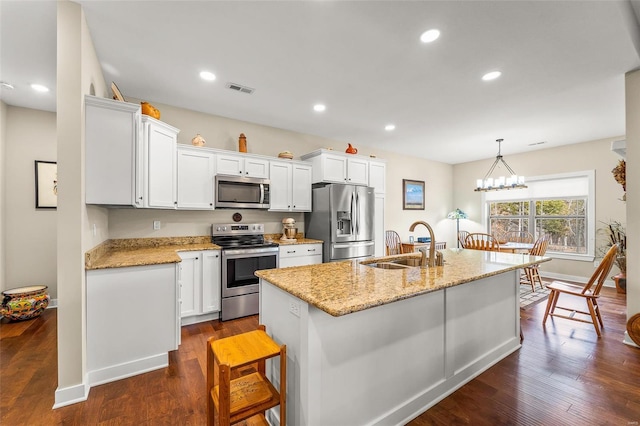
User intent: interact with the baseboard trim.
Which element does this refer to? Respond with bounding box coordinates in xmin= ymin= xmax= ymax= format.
xmin=47 ymin=298 xmax=58 ymax=308
xmin=87 ymin=353 xmax=168 ymax=387
xmin=180 ymin=311 xmax=219 ymax=326
xmin=53 ymin=382 xmax=89 ymax=409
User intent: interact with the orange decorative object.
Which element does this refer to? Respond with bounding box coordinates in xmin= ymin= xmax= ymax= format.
xmin=345 ymin=143 xmax=358 ymax=154
xmin=239 ymin=133 xmax=247 ymax=153
xmin=141 ymin=102 xmax=161 ymax=119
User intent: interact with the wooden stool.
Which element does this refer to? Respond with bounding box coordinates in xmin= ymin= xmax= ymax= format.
xmin=207 ymin=325 xmax=286 ymax=426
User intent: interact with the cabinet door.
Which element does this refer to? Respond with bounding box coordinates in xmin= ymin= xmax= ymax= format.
xmin=269 ymin=161 xmax=293 ymax=211
xmin=321 ymin=154 xmax=348 ymax=183
xmin=202 ymin=251 xmax=221 ymax=313
xmin=369 ymin=160 xmax=386 ymax=194
xmin=177 ymin=147 xmax=215 ymax=209
xmin=216 ymin=154 xmax=244 ymax=176
xmin=145 ymin=118 xmax=178 ymax=209
xmin=178 ymin=252 xmax=200 ymax=317
xmin=347 ymin=157 xmax=369 ymax=185
xmin=85 ymin=95 xmax=142 ymax=206
xmin=291 ymin=163 xmax=312 ymax=211
xmin=279 ymin=244 xmax=323 ymax=267
xmin=244 ymin=158 xmax=270 ymax=178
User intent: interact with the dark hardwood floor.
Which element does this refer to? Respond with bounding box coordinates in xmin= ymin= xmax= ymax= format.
xmin=1 ymin=287 xmax=638 ymax=425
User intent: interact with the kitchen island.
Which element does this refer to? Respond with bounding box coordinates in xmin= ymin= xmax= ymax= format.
xmin=256 ymin=249 xmax=551 ymax=425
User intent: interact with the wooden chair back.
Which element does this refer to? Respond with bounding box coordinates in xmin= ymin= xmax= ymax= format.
xmin=465 ymin=233 xmax=501 ymax=251
xmin=458 ymin=230 xmax=470 ymax=248
xmin=502 ymin=231 xmax=534 ymax=244
xmin=584 ymin=243 xmax=618 ymax=296
xmin=529 ymin=236 xmax=550 ymax=256
xmin=385 ymin=230 xmax=403 ymax=255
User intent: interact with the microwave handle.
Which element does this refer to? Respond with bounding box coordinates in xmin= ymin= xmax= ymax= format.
xmin=260 ymin=183 xmax=265 ymax=204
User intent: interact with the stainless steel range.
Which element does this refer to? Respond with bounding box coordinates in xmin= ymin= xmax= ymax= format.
xmin=212 ymin=223 xmax=279 ymax=321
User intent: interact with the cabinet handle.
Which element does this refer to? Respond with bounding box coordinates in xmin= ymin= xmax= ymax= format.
xmin=215 ymin=254 xmax=219 ymax=258
xmin=196 ymin=257 xmax=198 ymax=260
xmin=210 ymin=203 xmax=213 ymax=206
xmin=287 ymin=250 xmax=296 ymax=254
xmin=308 ymin=249 xmax=316 ymax=252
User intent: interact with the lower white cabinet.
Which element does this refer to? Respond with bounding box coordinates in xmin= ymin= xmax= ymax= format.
xmin=178 ymin=250 xmax=221 ymax=325
xmin=279 ymin=243 xmax=323 ymax=268
xmin=86 ymin=263 xmax=179 ymax=387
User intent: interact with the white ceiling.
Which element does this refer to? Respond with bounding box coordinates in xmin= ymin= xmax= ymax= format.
xmin=1 ymin=1 xmax=640 ymax=164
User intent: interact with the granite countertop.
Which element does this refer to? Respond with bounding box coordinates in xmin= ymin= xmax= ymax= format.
xmin=85 ymin=237 xmax=221 ymax=270
xmin=85 ymin=235 xmax=324 ymax=270
xmin=256 ymin=249 xmax=551 ymax=317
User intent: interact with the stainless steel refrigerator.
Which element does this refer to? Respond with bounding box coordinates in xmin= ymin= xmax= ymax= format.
xmin=305 ymin=184 xmax=375 ymax=262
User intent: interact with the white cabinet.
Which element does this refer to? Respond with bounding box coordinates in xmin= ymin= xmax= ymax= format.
xmin=85 ymin=95 xmax=144 ymax=207
xmin=86 ymin=263 xmax=178 ymax=386
xmin=269 ymin=160 xmax=312 ymax=212
xmin=279 ymin=244 xmax=323 ymax=268
xmin=301 ymin=150 xmax=369 ymax=185
xmin=143 ymin=116 xmax=179 ymax=209
xmin=216 ymin=153 xmax=269 ymax=178
xmin=178 ymin=250 xmax=221 ymax=325
xmin=177 ymin=145 xmax=215 ymax=209
xmin=369 ymin=160 xmax=386 ymax=194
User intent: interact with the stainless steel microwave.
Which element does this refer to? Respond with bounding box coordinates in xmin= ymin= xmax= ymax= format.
xmin=215 ymin=175 xmax=270 ymax=209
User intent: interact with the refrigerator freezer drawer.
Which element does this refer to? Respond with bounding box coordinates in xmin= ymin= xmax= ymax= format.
xmin=331 ymin=241 xmax=375 ymax=261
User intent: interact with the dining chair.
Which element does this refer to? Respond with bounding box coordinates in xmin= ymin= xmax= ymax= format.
xmin=464 ymin=233 xmax=501 ymax=251
xmin=384 ymin=230 xmax=403 ymax=255
xmin=501 ymin=231 xmax=534 ymax=244
xmin=543 ymin=244 xmax=618 ymax=337
xmin=458 ymin=230 xmax=470 ymax=248
xmin=520 ymin=236 xmax=550 ymax=292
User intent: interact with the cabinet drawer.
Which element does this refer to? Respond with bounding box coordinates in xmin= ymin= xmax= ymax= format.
xmin=279 ymin=244 xmax=322 ymax=259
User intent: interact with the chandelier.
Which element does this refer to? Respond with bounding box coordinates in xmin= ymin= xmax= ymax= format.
xmin=475 ymin=139 xmax=527 ymax=192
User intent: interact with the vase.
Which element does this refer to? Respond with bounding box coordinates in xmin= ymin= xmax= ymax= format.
xmin=239 ymin=133 xmax=247 ymax=153
xmin=345 ymin=143 xmax=358 ymax=154
xmin=613 ymin=273 xmax=626 ymax=294
xmin=1 ymin=285 xmax=50 ymax=321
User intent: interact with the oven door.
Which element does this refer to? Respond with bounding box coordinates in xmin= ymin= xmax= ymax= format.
xmin=221 ymin=247 xmax=279 ymax=298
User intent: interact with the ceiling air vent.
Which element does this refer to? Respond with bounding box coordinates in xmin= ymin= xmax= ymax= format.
xmin=226 ymin=82 xmax=255 ymax=94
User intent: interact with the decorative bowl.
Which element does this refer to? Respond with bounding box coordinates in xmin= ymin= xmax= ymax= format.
xmin=1 ymin=285 xmax=50 ymax=321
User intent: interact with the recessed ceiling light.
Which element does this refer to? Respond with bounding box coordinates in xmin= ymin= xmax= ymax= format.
xmin=0 ymin=81 xmax=14 ymax=90
xmin=385 ymin=124 xmax=396 ymax=131
xmin=313 ymin=104 xmax=326 ymax=112
xmin=200 ymin=71 xmax=216 ymax=81
xmin=31 ymin=84 xmax=49 ymax=92
xmin=420 ymin=29 xmax=440 ymax=43
xmin=482 ymin=71 xmax=502 ymax=81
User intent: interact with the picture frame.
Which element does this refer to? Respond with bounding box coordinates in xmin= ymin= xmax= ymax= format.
xmin=403 ymin=179 xmax=425 ymax=210
xmin=35 ymin=160 xmax=57 ymax=209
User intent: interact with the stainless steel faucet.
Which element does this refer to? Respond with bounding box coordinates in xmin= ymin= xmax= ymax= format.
xmin=409 ymin=221 xmax=444 ymax=267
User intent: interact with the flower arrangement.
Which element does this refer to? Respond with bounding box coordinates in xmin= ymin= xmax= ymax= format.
xmin=611 ymin=159 xmax=626 ymax=201
xmin=601 ymin=221 xmax=626 ymax=275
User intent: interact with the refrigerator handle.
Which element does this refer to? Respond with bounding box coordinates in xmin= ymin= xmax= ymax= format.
xmin=350 ymin=192 xmax=356 ymax=236
xmin=355 ymin=192 xmax=360 ymax=235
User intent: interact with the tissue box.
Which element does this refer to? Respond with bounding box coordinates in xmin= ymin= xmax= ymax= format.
xmin=417 ymin=237 xmax=431 ymax=243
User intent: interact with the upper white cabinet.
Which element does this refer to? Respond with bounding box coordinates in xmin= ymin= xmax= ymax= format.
xmin=85 ymin=95 xmax=144 ymax=207
xmin=85 ymin=95 xmax=180 ymax=209
xmin=269 ymin=160 xmax=312 ymax=212
xmin=142 ymin=116 xmax=179 ymax=209
xmin=177 ymin=145 xmax=215 ymax=210
xmin=301 ymin=149 xmax=369 ymax=186
xmin=216 ymin=153 xmax=269 ymax=178
xmin=368 ymin=160 xmax=386 ymax=194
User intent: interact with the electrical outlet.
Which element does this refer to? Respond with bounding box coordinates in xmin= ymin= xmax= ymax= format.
xmin=153 ymin=220 xmax=161 ymax=230
xmin=289 ymin=301 xmax=300 ymax=317
xmin=92 ymin=223 xmax=97 ymax=237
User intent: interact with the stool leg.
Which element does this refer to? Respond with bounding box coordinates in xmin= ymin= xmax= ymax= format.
xmin=206 ymin=337 xmax=215 ymax=426
xmin=218 ymin=364 xmax=231 ymax=426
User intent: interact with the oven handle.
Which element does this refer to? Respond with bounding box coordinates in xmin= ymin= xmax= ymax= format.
xmin=223 ymin=247 xmax=279 ymax=258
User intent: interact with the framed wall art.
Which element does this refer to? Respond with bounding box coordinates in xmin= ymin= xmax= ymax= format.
xmin=402 ymin=179 xmax=425 ymax=210
xmin=35 ymin=160 xmax=57 ymax=209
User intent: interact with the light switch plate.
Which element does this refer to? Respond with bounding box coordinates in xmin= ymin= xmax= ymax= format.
xmin=153 ymin=220 xmax=161 ymax=230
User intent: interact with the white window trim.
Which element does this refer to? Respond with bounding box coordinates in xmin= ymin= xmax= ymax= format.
xmin=482 ymin=170 xmax=595 ymax=262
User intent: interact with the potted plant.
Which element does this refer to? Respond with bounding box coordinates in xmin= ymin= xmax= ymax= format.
xmin=600 ymin=221 xmax=626 ymax=293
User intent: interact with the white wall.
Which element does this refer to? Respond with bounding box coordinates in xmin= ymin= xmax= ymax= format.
xmin=3 ymin=107 xmax=58 ymax=296
xmin=453 ymin=136 xmax=626 ymax=282
xmin=0 ymin=101 xmax=6 ymax=290
xmin=625 ymin=69 xmax=639 ymax=325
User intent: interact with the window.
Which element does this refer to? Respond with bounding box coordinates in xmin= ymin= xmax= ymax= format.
xmin=484 ymin=171 xmax=595 ymax=261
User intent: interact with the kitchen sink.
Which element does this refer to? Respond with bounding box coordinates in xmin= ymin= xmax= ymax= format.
xmin=363 ymin=257 xmax=422 ymax=269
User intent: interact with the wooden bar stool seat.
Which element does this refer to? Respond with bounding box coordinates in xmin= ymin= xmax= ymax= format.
xmin=207 ymin=325 xmax=286 ymax=426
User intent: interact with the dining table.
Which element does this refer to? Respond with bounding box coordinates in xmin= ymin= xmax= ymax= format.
xmin=498 ymin=241 xmax=534 ymax=253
